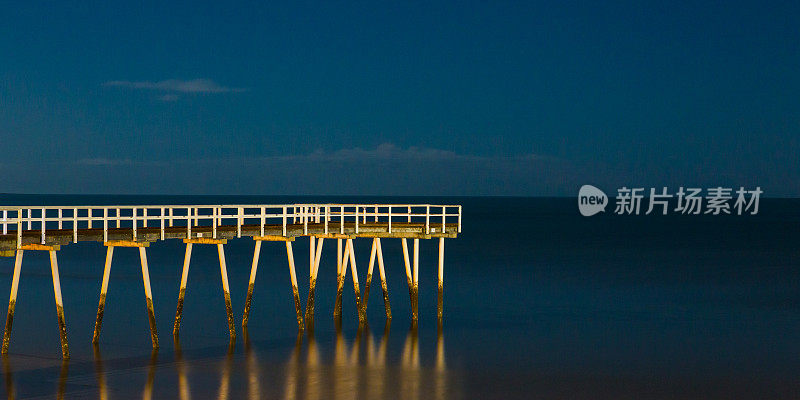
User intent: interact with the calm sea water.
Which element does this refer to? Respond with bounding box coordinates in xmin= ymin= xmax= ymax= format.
xmin=0 ymin=195 xmax=798 ymax=399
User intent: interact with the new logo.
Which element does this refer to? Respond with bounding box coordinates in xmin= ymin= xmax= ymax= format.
xmin=578 ymin=185 xmax=607 ymax=216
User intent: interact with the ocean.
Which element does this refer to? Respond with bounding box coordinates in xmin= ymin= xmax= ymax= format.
xmin=0 ymin=195 xmax=798 ymax=399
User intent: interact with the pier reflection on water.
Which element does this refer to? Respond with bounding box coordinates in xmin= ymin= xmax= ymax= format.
xmin=2 ymin=322 xmax=453 ymax=399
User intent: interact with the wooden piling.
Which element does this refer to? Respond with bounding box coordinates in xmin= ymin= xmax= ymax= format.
xmin=139 ymin=247 xmax=159 ymax=349
xmin=242 ymin=240 xmax=261 ymax=329
xmin=285 ymin=241 xmax=304 ymax=331
xmin=217 ymin=244 xmax=236 ymax=341
xmin=1 ymin=250 xmax=22 ymax=354
xmin=438 ymin=237 xmax=444 ymax=322
xmin=173 ymin=243 xmax=192 ymax=336
xmin=334 ymin=238 xmax=343 ymax=318
xmin=93 ymin=246 xmax=114 ymax=344
xmin=346 ymin=239 xmax=365 ymax=323
xmin=305 ymin=237 xmax=324 ymax=323
xmin=412 ymin=238 xmax=419 ymax=322
xmin=376 ymin=238 xmax=391 ymax=319
xmin=49 ymin=250 xmax=70 ymax=359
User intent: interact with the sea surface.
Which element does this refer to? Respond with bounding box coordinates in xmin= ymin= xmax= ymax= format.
xmin=0 ymin=195 xmax=798 ymax=399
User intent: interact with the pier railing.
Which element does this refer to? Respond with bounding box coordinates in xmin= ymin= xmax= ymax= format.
xmin=0 ymin=204 xmax=462 ymax=245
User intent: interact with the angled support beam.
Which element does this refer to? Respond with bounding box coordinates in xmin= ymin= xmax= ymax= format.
xmin=139 ymin=247 xmax=159 ymax=349
xmin=285 ymin=241 xmax=304 ymax=331
xmin=438 ymin=237 xmax=445 ymax=322
xmin=49 ymin=250 xmax=69 ymax=359
xmin=1 ymin=250 xmax=23 ymax=355
xmin=362 ymin=239 xmax=378 ymax=315
xmin=92 ymin=246 xmax=114 ymax=344
xmin=242 ymin=241 xmax=261 ymax=329
xmin=412 ymin=238 xmax=419 ymax=322
xmin=334 ymin=239 xmax=344 ymax=318
xmin=376 ymin=238 xmax=391 ymax=319
xmin=172 ymin=243 xmax=193 ymax=336
xmin=217 ymin=244 xmax=236 ymax=341
xmin=304 ymin=237 xmax=324 ymax=322
xmin=346 ymin=239 xmax=365 ymax=323
xmin=401 ymin=239 xmax=414 ymax=312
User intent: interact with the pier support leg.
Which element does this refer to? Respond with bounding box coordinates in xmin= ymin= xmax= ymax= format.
xmin=412 ymin=239 xmax=420 ymax=322
xmin=139 ymin=247 xmax=159 ymax=349
xmin=346 ymin=239 xmax=365 ymax=323
xmin=305 ymin=238 xmax=323 ymax=323
xmin=1 ymin=250 xmax=23 ymax=355
xmin=376 ymin=238 xmax=391 ymax=319
xmin=363 ymin=239 xmax=378 ymax=315
xmin=438 ymin=238 xmax=444 ymax=322
xmin=217 ymin=244 xmax=236 ymax=341
xmin=334 ymin=239 xmax=343 ymax=318
xmin=286 ymin=242 xmax=304 ymax=331
xmin=334 ymin=239 xmax=351 ymax=322
xmin=93 ymin=246 xmax=114 ymax=344
xmin=242 ymin=241 xmax=261 ymax=329
xmin=173 ymin=243 xmax=193 ymax=336
xmin=49 ymin=250 xmax=69 ymax=359
xmin=401 ymin=239 xmax=414 ymax=317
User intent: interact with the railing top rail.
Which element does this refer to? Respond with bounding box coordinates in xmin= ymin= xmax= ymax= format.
xmin=0 ymin=203 xmax=461 ymax=211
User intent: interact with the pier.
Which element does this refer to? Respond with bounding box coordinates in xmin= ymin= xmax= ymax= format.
xmin=0 ymin=204 xmax=461 ymax=358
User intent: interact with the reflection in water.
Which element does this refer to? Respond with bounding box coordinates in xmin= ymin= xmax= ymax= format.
xmin=93 ymin=345 xmax=107 ymax=400
xmin=57 ymin=359 xmax=68 ymax=400
xmin=143 ymin=349 xmax=157 ymax=400
xmin=2 ymin=355 xmax=14 ymax=399
xmin=3 ymin=323 xmax=448 ymax=399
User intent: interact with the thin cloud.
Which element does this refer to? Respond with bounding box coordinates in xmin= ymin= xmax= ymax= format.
xmin=104 ymin=79 xmax=247 ymax=93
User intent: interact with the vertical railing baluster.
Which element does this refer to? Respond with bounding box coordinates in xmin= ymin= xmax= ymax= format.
xmin=40 ymin=208 xmax=45 ymax=244
xmin=426 ymin=205 xmax=430 ymax=235
xmin=283 ymin=206 xmax=287 ymax=236
xmin=58 ymin=209 xmax=62 ymax=230
xmin=133 ymin=207 xmax=137 ymax=241
xmin=260 ymin=207 xmax=265 ymax=237
xmin=103 ymin=208 xmax=108 ymax=242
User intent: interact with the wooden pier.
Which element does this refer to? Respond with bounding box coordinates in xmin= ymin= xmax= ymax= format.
xmin=0 ymin=204 xmax=460 ymax=358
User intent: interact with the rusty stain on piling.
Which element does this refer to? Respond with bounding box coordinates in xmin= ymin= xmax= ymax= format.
xmin=55 ymin=304 xmax=69 ymax=359
xmin=305 ymin=277 xmax=316 ymax=322
xmin=411 ymin=283 xmax=419 ymax=321
xmin=242 ymin=282 xmax=255 ymax=328
xmin=292 ymin=284 xmax=304 ymax=331
xmin=92 ymin=294 xmax=106 ymax=343
xmin=173 ymin=288 xmax=186 ymax=336
xmin=2 ymin=300 xmax=15 ymax=354
xmin=382 ymin=279 xmax=392 ymax=319
xmin=438 ymin=281 xmax=444 ymax=322
xmin=224 ymin=290 xmax=236 ymax=339
xmin=145 ymin=298 xmax=159 ymax=349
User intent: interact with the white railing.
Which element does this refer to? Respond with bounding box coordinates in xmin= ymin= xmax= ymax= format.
xmin=0 ymin=204 xmax=462 ymax=246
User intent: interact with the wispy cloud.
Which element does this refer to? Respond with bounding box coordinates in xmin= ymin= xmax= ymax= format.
xmin=104 ymin=79 xmax=247 ymax=94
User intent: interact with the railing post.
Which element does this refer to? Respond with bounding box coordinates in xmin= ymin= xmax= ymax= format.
xmin=355 ymin=206 xmax=359 ymax=234
xmin=2 ymin=210 xmax=6 ymax=235
xmin=88 ymin=208 xmax=92 ymax=230
xmin=169 ymin=207 xmax=174 ymax=227
xmin=27 ymin=209 xmax=31 ymax=230
xmin=388 ymin=206 xmax=392 ymax=233
xmin=260 ymin=207 xmax=265 ymax=237
xmin=324 ymin=206 xmax=329 ymax=234
xmin=340 ymin=206 xmax=344 ymax=234
xmin=57 ymin=209 xmax=62 ymax=230
xmin=187 ymin=207 xmax=192 ymax=239
xmin=17 ymin=212 xmax=22 ymax=249
xmin=407 ymin=206 xmax=411 ymax=223
xmin=103 ymin=208 xmax=108 ymax=242
xmin=133 ymin=207 xmax=137 ymax=241
xmin=73 ymin=208 xmax=78 ymax=243
xmin=442 ymin=206 xmax=446 ymax=233
xmin=303 ymin=206 xmax=308 ymax=235
xmin=160 ymin=207 xmax=165 ymax=240
xmin=458 ymin=205 xmax=462 ymax=233
xmin=40 ymin=208 xmax=45 ymax=244
xmin=237 ymin=207 xmax=243 ymax=238
xmin=426 ymin=205 xmax=430 ymax=234
xmin=213 ymin=207 xmax=217 ymax=239
xmin=282 ymin=206 xmax=287 ymax=236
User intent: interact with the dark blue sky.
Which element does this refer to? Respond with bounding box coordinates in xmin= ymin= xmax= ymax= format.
xmin=1 ymin=1 xmax=798 ymax=195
